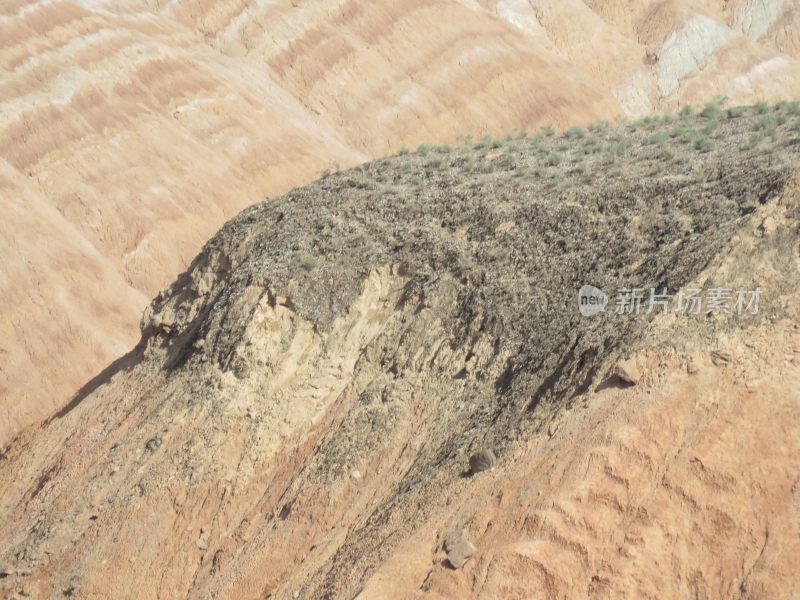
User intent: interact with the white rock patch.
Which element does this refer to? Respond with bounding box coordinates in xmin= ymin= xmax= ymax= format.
xmin=657 ymin=15 xmax=735 ymax=96
xmin=732 ymin=0 xmax=788 ymax=41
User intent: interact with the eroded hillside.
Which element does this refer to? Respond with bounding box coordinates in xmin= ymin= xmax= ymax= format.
xmin=0 ymin=106 xmax=798 ymax=599
xmin=3 ymin=0 xmax=800 ymax=444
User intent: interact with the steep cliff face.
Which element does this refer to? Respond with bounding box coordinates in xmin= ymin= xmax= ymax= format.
xmin=1 ymin=109 xmax=798 ymax=599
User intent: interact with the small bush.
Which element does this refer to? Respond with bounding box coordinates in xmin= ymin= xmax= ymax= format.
xmin=545 ymin=152 xmax=561 ymax=166
xmin=434 ymin=144 xmax=452 ymax=153
xmin=588 ymin=121 xmax=609 ymax=134
xmin=670 ymin=125 xmax=686 ymax=138
xmin=418 ymin=144 xmax=431 ymax=156
xmin=787 ymin=102 xmax=800 ymax=116
xmin=700 ymin=101 xmax=722 ymax=119
xmin=540 ymin=124 xmax=556 ymax=137
xmin=680 ymin=105 xmax=694 ymax=117
xmin=425 ymin=157 xmax=442 ymax=169
xmin=397 ymin=147 xmax=410 ymax=155
xmin=301 ymin=256 xmax=318 ymax=271
xmin=608 ymin=141 xmax=627 ymax=157
xmin=565 ymin=126 xmax=586 ymax=139
xmin=694 ymin=136 xmax=713 ymax=152
xmin=645 ymin=132 xmax=669 ymax=145
xmin=725 ymin=106 xmax=746 ymax=119
xmin=583 ymin=139 xmax=601 ymax=154
xmin=754 ymin=101 xmax=769 ymax=114
xmin=498 ymin=155 xmax=515 ymax=169
xmin=680 ymin=129 xmax=697 ymax=145
xmin=753 ymin=116 xmax=777 ymax=137
xmin=476 ymin=135 xmax=493 ymax=149
xmin=702 ymin=119 xmax=719 ymax=135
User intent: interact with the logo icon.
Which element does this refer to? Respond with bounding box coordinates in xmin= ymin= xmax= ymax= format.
xmin=578 ymin=285 xmax=608 ymax=317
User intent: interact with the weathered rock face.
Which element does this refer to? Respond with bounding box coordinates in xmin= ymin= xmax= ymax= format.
xmin=0 ymin=111 xmax=798 ymax=598
xmin=3 ymin=0 xmax=800 ymax=445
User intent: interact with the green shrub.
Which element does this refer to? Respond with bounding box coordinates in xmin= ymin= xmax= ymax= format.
xmin=418 ymin=144 xmax=431 ymax=156
xmin=680 ymin=129 xmax=697 ymax=144
xmin=565 ymin=126 xmax=585 ymax=139
xmin=694 ymin=136 xmax=713 ymax=152
xmin=787 ymin=102 xmax=800 ymax=116
xmin=753 ymin=116 xmax=777 ymax=137
xmin=301 ymin=256 xmax=318 ymax=271
xmin=702 ymin=119 xmax=719 ymax=135
xmin=397 ymin=147 xmax=410 ymax=155
xmin=540 ymin=124 xmax=556 ymax=137
xmin=680 ymin=104 xmax=694 ymax=117
xmin=645 ymin=132 xmax=669 ymax=145
xmin=754 ymin=101 xmax=769 ymax=114
xmin=498 ymin=153 xmax=515 ymax=167
xmin=608 ymin=141 xmax=627 ymax=157
xmin=725 ymin=106 xmax=746 ymax=119
xmin=588 ymin=121 xmax=609 ymax=134
xmin=476 ymin=135 xmax=493 ymax=149
xmin=583 ymin=139 xmax=601 ymax=154
xmin=545 ymin=152 xmax=561 ymax=166
xmin=670 ymin=125 xmax=686 ymax=138
xmin=700 ymin=101 xmax=721 ymax=119
xmin=435 ymin=144 xmax=452 ymax=153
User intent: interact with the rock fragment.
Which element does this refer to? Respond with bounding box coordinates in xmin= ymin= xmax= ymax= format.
xmin=444 ymin=529 xmax=476 ymax=569
xmin=614 ymin=359 xmax=641 ymax=385
xmin=469 ymin=449 xmax=495 ymax=474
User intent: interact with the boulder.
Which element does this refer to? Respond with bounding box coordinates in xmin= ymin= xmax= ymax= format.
xmin=469 ymin=449 xmax=495 ymax=473
xmin=614 ymin=359 xmax=641 ymax=385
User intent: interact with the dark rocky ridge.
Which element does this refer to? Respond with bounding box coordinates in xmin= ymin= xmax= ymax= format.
xmin=146 ymin=108 xmax=797 ymax=418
